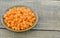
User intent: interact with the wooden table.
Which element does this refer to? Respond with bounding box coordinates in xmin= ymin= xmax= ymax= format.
xmin=0 ymin=0 xmax=60 ymax=38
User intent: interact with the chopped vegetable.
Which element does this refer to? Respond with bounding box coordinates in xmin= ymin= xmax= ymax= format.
xmin=3 ymin=6 xmax=36 ymax=31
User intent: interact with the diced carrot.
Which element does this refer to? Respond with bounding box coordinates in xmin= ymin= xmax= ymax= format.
xmin=3 ymin=6 xmax=36 ymax=31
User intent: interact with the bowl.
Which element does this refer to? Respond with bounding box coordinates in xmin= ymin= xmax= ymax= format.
xmin=1 ymin=5 xmax=38 ymax=32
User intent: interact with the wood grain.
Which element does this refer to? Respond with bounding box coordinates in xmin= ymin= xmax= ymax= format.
xmin=0 ymin=29 xmax=60 ymax=38
xmin=0 ymin=0 xmax=60 ymax=30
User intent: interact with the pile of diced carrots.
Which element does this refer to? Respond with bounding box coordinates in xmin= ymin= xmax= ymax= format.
xmin=3 ymin=6 xmax=36 ymax=31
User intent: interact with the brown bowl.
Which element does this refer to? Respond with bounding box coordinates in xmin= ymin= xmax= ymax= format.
xmin=1 ymin=5 xmax=38 ymax=32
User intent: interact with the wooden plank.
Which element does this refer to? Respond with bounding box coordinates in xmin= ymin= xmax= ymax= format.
xmin=1 ymin=0 xmax=60 ymax=30
xmin=34 ymin=5 xmax=60 ymax=30
xmin=0 ymin=29 xmax=60 ymax=38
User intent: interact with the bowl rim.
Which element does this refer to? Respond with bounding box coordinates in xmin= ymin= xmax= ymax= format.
xmin=1 ymin=5 xmax=38 ymax=32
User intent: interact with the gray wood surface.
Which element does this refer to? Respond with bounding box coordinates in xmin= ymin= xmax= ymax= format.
xmin=0 ymin=29 xmax=60 ymax=38
xmin=1 ymin=0 xmax=60 ymax=30
xmin=1 ymin=0 xmax=60 ymax=38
